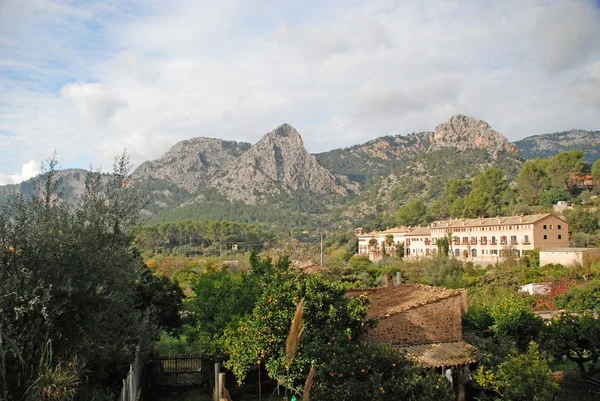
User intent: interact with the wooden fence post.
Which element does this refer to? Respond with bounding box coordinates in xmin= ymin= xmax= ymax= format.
xmin=218 ymin=372 xmax=226 ymax=401
xmin=175 ymin=355 xmax=178 ymax=387
xmin=213 ymin=363 xmax=221 ymax=401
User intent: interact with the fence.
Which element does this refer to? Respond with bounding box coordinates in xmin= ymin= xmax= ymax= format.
xmin=152 ymin=354 xmax=204 ymax=387
xmin=120 ymin=350 xmax=143 ymax=401
xmin=153 ymin=354 xmax=202 ymax=374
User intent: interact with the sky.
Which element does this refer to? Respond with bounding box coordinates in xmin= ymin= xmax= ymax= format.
xmin=1 ymin=0 xmax=599 ymax=185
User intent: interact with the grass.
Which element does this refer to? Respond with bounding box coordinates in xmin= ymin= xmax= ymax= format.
xmin=155 ymin=332 xmax=198 ymax=356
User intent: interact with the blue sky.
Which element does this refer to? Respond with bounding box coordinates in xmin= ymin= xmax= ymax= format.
xmin=1 ymin=0 xmax=599 ymax=184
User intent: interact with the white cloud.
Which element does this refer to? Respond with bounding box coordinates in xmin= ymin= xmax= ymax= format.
xmin=0 ymin=160 xmax=40 ymax=185
xmin=61 ymin=82 xmax=127 ymax=123
xmin=1 ymin=0 xmax=600 ymax=178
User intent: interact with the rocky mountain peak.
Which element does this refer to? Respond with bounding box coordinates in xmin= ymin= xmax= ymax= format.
xmin=266 ymin=123 xmax=304 ymax=147
xmin=132 ymin=137 xmax=251 ymax=192
xmin=429 ymin=114 xmax=519 ymax=158
xmin=210 ymin=124 xmax=356 ymax=204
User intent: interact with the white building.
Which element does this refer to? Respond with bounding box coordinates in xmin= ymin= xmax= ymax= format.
xmin=358 ymin=213 xmax=570 ymax=264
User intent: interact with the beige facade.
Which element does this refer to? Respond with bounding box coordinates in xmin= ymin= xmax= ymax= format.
xmin=429 ymin=214 xmax=569 ymax=264
xmin=359 ymin=214 xmax=570 ymax=264
xmin=539 ymin=248 xmax=600 ymax=267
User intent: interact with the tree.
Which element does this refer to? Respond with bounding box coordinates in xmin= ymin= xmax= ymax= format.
xmin=564 ymin=208 xmax=599 ymax=234
xmin=134 ymin=267 xmax=185 ymax=337
xmin=222 ymin=262 xmax=453 ymax=401
xmin=223 ymin=271 xmax=373 ymax=389
xmin=517 ymin=160 xmax=549 ymax=205
xmin=395 ymin=199 xmax=429 ymax=226
xmin=488 ymin=294 xmax=544 ymax=352
xmin=542 ymin=312 xmax=600 ymax=378
xmin=445 ymin=179 xmax=471 ymax=205
xmin=475 ymin=342 xmax=557 ymax=401
xmin=0 ymin=153 xmax=170 ymax=399
xmin=437 ymin=236 xmax=449 ymax=257
xmin=311 ymin=342 xmax=454 ymax=401
xmin=547 ymin=150 xmax=585 ymax=190
xmin=348 ymin=255 xmax=372 ymax=269
xmin=185 ymin=252 xmax=268 ymax=359
xmin=464 ymin=168 xmax=508 ymax=217
xmin=539 ymin=188 xmax=568 ymax=207
xmin=592 ymin=159 xmax=600 ymax=182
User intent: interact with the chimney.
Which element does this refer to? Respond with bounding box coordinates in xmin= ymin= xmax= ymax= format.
xmin=497 ymin=215 xmax=502 ymax=223
xmin=479 ymin=216 xmax=483 ymax=224
xmin=519 ymin=213 xmax=524 ymax=223
xmin=396 ymin=271 xmax=403 ymax=285
xmin=385 ymin=272 xmax=394 ymax=288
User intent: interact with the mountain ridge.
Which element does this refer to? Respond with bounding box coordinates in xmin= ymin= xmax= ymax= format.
xmin=2 ymin=115 xmax=598 ymax=229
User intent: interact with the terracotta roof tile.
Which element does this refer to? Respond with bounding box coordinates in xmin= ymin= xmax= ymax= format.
xmin=380 ymin=227 xmax=410 ymax=234
xmin=351 ymin=284 xmax=463 ymax=319
xmin=404 ymin=227 xmax=431 ymax=236
xmin=430 ymin=213 xmax=565 ymax=229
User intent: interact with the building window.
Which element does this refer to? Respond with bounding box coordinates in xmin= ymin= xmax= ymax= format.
xmin=550 ymin=224 xmax=553 ymax=229
xmin=472 ymin=249 xmax=477 ymax=257
xmin=455 ymin=249 xmax=460 ymax=257
xmin=524 ymin=235 xmax=530 ymax=244
xmin=558 ymin=225 xmax=562 ymax=230
xmin=558 ymin=235 xmax=562 ymax=239
xmin=543 ymin=235 xmax=548 ymax=240
xmin=543 ymin=225 xmax=547 ymax=229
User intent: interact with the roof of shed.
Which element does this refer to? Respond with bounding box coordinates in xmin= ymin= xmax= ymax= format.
xmin=397 ymin=341 xmax=477 ymax=368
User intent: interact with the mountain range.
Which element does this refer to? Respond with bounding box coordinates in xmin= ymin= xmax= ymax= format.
xmin=1 ymin=115 xmax=599 ymax=229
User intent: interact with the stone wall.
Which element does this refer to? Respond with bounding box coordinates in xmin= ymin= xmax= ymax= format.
xmin=367 ymin=295 xmax=462 ymax=345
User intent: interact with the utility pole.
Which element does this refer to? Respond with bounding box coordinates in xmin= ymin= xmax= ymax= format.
xmin=320 ymin=230 xmax=324 ymax=266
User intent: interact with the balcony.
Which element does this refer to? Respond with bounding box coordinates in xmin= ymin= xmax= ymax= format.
xmin=424 ymin=239 xmax=430 ymax=245
xmin=453 ymin=239 xmax=460 ymax=245
xmin=523 ymin=240 xmax=531 ymax=245
xmin=432 ymin=239 xmax=438 ymax=245
xmin=461 ymin=239 xmax=469 ymax=245
xmin=510 ymin=240 xmax=518 ymax=245
xmin=480 ymin=238 xmax=487 ymax=245
xmin=406 ymin=239 xmax=411 ymax=245
xmin=470 ymin=238 xmax=477 ymax=245
xmin=500 ymin=239 xmax=507 ymax=245
xmin=491 ymin=240 xmax=497 ymax=245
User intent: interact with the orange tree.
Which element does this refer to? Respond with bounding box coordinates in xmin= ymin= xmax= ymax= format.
xmin=222 ymin=257 xmax=453 ymax=400
xmin=311 ymin=341 xmax=453 ymax=401
xmin=184 ymin=251 xmax=281 ymax=359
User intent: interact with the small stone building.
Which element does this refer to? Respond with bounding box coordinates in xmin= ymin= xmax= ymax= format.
xmin=365 ymin=284 xmax=467 ymax=345
xmin=348 ymin=275 xmax=476 ymax=368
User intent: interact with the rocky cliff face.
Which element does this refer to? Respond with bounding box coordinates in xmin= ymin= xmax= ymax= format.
xmin=0 ymin=169 xmax=89 ymax=203
xmin=514 ymin=129 xmax=600 ymax=162
xmin=133 ymin=137 xmax=251 ymax=192
xmin=429 ymin=115 xmax=519 ymax=158
xmin=210 ymin=124 xmax=357 ymax=204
